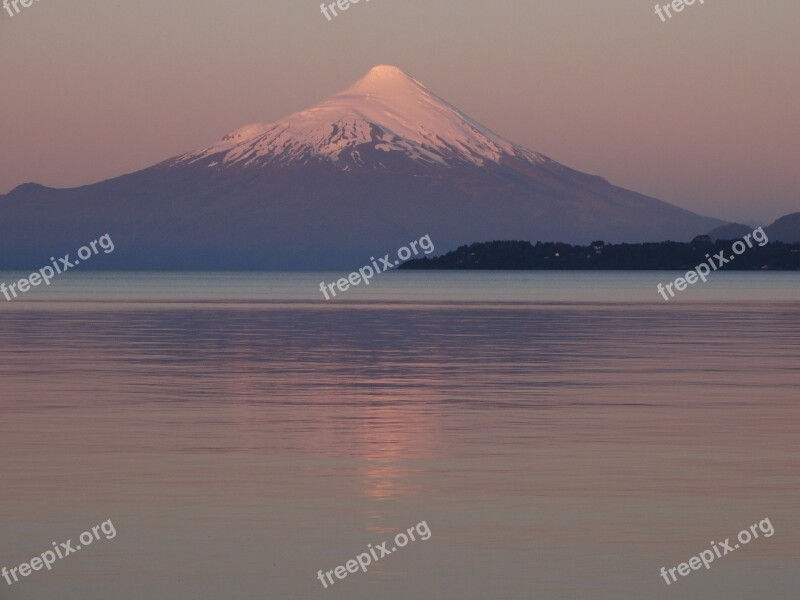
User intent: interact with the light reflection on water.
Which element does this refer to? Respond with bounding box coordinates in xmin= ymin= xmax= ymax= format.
xmin=0 ymin=272 xmax=798 ymax=599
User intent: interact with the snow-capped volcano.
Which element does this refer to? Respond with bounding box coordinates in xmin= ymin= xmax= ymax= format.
xmin=173 ymin=65 xmax=542 ymax=170
xmin=0 ymin=65 xmax=724 ymax=270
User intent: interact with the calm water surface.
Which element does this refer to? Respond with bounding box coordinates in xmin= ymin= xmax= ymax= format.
xmin=0 ymin=272 xmax=798 ymax=599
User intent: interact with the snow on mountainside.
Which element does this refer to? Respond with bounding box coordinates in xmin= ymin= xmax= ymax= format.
xmin=171 ymin=65 xmax=545 ymax=170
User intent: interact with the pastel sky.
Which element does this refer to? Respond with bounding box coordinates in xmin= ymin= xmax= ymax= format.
xmin=1 ymin=0 xmax=798 ymax=223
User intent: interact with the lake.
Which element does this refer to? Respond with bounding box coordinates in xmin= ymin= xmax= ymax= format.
xmin=0 ymin=271 xmax=798 ymax=599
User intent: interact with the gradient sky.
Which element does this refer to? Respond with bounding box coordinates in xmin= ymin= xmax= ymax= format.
xmin=1 ymin=0 xmax=798 ymax=223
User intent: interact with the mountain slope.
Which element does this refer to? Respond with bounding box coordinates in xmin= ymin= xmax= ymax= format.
xmin=767 ymin=212 xmax=800 ymax=243
xmin=0 ymin=65 xmax=723 ymax=270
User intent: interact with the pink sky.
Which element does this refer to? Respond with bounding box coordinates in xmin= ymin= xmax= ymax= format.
xmin=1 ymin=0 xmax=798 ymax=223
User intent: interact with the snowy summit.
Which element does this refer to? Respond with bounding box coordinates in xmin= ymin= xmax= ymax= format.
xmin=174 ymin=65 xmax=544 ymax=170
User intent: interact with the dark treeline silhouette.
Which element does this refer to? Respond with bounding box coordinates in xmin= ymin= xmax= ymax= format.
xmin=400 ymin=237 xmax=800 ymax=270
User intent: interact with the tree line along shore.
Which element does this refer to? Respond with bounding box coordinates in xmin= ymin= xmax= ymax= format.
xmin=400 ymin=238 xmax=800 ymax=271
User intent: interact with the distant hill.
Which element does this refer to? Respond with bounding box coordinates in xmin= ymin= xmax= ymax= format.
xmin=767 ymin=212 xmax=800 ymax=243
xmin=708 ymin=223 xmax=752 ymax=241
xmin=400 ymin=239 xmax=800 ymax=270
xmin=708 ymin=212 xmax=800 ymax=243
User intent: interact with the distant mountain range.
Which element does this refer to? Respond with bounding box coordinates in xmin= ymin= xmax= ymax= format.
xmin=708 ymin=213 xmax=800 ymax=243
xmin=0 ymin=65 xmax=729 ymax=269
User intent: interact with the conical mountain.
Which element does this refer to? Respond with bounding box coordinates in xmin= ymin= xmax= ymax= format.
xmin=0 ymin=65 xmax=722 ymax=269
